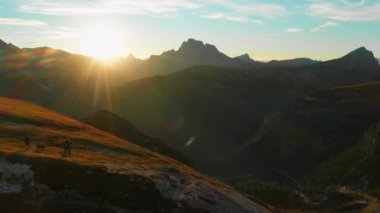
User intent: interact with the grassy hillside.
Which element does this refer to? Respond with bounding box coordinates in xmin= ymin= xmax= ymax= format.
xmin=0 ymin=97 xmax=270 ymax=212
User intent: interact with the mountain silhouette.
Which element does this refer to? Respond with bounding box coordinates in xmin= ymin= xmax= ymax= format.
xmin=324 ymin=47 xmax=378 ymax=69
xmin=234 ymin=53 xmax=257 ymax=64
xmin=266 ymin=58 xmax=319 ymax=67
xmin=120 ymin=38 xmax=260 ymax=79
xmin=110 ymin=47 xmax=380 ymax=175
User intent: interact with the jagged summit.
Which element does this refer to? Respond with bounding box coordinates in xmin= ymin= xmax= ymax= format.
xmin=179 ymin=38 xmax=206 ymax=50
xmin=137 ymin=38 xmax=258 ymax=75
xmin=177 ymin=38 xmax=221 ymax=56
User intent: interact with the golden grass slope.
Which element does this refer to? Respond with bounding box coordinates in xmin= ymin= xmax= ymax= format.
xmin=0 ymin=97 xmax=271 ymax=212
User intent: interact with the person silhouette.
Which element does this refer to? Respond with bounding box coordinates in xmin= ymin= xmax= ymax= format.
xmin=64 ymin=138 xmax=72 ymax=156
xmin=24 ymin=134 xmax=30 ymax=149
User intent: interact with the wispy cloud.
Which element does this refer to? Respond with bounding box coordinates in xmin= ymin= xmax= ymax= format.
xmin=308 ymin=1 xmax=380 ymax=21
xmin=200 ymin=1 xmax=288 ymax=24
xmin=310 ymin=21 xmax=341 ymax=32
xmin=0 ymin=18 xmax=48 ymax=27
xmin=209 ymin=0 xmax=289 ymax=18
xmin=229 ymin=4 xmax=289 ymax=18
xmin=13 ymin=26 xmax=80 ymax=40
xmin=18 ymin=0 xmax=289 ymax=23
xmin=284 ymin=28 xmax=303 ymax=33
xmin=202 ymin=12 xmax=262 ymax=24
xmin=19 ymin=0 xmax=202 ymax=17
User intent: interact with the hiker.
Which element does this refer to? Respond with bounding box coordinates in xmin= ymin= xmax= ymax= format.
xmin=64 ymin=138 xmax=72 ymax=156
xmin=24 ymin=134 xmax=30 ymax=149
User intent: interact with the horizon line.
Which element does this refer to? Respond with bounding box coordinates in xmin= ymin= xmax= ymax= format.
xmin=1 ymin=37 xmax=378 ymax=62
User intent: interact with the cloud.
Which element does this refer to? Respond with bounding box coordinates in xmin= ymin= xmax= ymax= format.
xmin=210 ymin=0 xmax=289 ymax=18
xmin=202 ymin=12 xmax=262 ymax=24
xmin=13 ymin=26 xmax=80 ymax=40
xmin=230 ymin=4 xmax=289 ymax=18
xmin=0 ymin=18 xmax=48 ymax=27
xmin=200 ymin=1 xmax=288 ymax=24
xmin=18 ymin=0 xmax=289 ymax=22
xmin=284 ymin=28 xmax=303 ymax=33
xmin=19 ymin=0 xmax=202 ymax=17
xmin=310 ymin=22 xmax=341 ymax=32
xmin=308 ymin=1 xmax=380 ymax=21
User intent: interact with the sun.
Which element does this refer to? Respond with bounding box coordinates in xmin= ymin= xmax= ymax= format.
xmin=81 ymin=26 xmax=126 ymax=61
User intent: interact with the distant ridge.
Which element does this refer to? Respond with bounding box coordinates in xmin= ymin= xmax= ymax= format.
xmin=117 ymin=38 xmax=264 ymax=79
xmin=340 ymin=47 xmax=376 ymax=63
xmin=321 ymin=47 xmax=379 ymax=71
xmin=266 ymin=58 xmax=319 ymax=67
xmin=234 ymin=54 xmax=256 ymax=64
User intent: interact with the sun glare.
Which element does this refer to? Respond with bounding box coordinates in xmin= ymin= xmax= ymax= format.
xmin=81 ymin=26 xmax=126 ymax=61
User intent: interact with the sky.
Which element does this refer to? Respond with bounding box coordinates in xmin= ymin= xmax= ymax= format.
xmin=0 ymin=0 xmax=379 ymax=61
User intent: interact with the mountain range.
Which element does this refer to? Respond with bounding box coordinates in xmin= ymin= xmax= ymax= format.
xmin=114 ymin=38 xmax=259 ymax=80
xmin=101 ymin=38 xmax=320 ymax=80
xmin=1 ymin=37 xmax=380 ymax=211
xmin=1 ymin=38 xmax=379 ymax=175
xmin=110 ymin=46 xmax=380 ymax=176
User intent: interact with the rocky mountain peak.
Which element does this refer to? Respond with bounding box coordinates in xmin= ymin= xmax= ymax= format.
xmin=324 ymin=47 xmax=379 ymax=71
xmin=341 ymin=47 xmax=376 ymax=63
xmin=177 ymin=38 xmax=220 ymax=56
